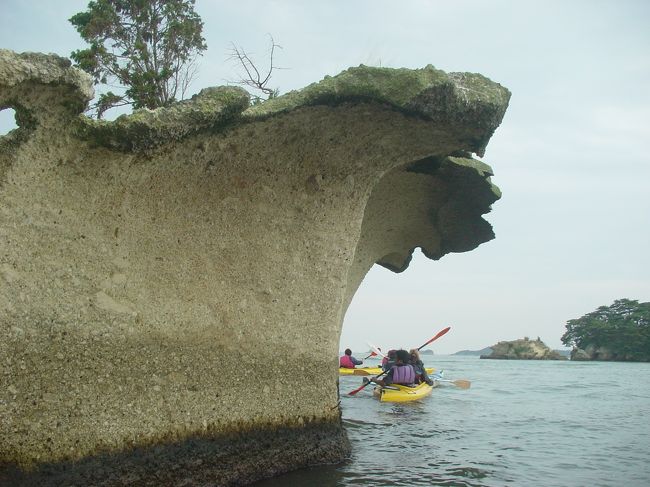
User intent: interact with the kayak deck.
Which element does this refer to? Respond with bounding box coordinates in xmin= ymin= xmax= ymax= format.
xmin=339 ymin=366 xmax=435 ymax=376
xmin=372 ymin=381 xmax=436 ymax=403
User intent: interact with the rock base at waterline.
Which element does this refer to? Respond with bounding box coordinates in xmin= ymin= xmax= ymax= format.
xmin=1 ymin=420 xmax=349 ymax=487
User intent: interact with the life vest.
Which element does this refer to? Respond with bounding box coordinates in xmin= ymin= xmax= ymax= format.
xmin=391 ymin=364 xmax=415 ymax=384
xmin=340 ymin=354 xmax=355 ymax=368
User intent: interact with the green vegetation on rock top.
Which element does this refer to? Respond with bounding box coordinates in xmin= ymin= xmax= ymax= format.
xmin=77 ymin=64 xmax=510 ymax=153
xmin=75 ymin=86 xmax=250 ymax=152
xmin=245 ymin=64 xmax=510 ymax=120
xmin=1 ymin=48 xmax=511 ymax=154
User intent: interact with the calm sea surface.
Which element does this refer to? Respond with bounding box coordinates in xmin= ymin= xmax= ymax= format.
xmin=255 ymin=355 xmax=650 ymax=486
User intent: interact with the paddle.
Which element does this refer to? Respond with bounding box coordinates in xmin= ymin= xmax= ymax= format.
xmin=431 ymin=372 xmax=471 ymax=389
xmin=347 ymin=369 xmax=388 ymax=396
xmin=417 ymin=326 xmax=451 ymax=350
xmin=437 ymin=379 xmax=471 ymax=389
xmin=348 ymin=326 xmax=451 ymax=396
xmin=366 ymin=342 xmax=386 ymax=359
xmin=362 ymin=350 xmax=378 ymax=360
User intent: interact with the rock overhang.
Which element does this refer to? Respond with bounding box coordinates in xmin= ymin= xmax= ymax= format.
xmin=0 ymin=50 xmax=93 ymax=131
xmin=0 ymin=48 xmax=510 ymax=485
xmin=2 ymin=49 xmax=510 ymax=156
xmin=76 ymin=63 xmax=510 ymax=155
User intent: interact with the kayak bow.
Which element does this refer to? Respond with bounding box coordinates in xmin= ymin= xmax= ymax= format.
xmin=372 ymin=381 xmax=436 ymax=403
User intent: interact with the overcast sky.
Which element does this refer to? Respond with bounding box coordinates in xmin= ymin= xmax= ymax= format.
xmin=2 ymin=1 xmax=649 ymax=354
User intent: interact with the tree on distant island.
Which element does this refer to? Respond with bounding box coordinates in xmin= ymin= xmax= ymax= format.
xmin=69 ymin=0 xmax=207 ymax=118
xmin=561 ymin=298 xmax=650 ymax=361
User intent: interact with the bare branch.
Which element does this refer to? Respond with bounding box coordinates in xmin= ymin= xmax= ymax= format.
xmin=227 ymin=34 xmax=283 ymax=102
xmin=180 ymin=55 xmax=200 ymax=99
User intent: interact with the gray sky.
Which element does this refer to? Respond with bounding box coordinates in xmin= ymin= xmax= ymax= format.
xmin=2 ymin=0 xmax=649 ymax=354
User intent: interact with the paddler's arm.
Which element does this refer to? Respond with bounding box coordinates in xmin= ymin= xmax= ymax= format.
xmin=419 ymin=361 xmax=434 ymax=386
xmin=369 ymin=368 xmax=393 ymax=387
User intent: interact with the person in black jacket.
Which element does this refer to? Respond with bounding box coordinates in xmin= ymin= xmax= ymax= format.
xmin=409 ymin=349 xmax=434 ymax=386
xmin=380 ymin=349 xmax=397 ymax=372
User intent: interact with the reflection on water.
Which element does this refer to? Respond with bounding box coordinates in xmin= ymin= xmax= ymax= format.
xmin=254 ymin=356 xmax=650 ymax=486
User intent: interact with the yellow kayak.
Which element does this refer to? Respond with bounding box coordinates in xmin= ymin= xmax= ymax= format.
xmin=372 ymin=381 xmax=436 ymax=403
xmin=339 ymin=366 xmax=435 ymax=376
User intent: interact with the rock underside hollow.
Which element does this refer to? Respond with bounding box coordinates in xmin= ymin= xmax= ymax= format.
xmin=0 ymin=49 xmax=510 ymax=486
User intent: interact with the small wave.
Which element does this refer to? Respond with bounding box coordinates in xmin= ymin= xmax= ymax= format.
xmin=446 ymin=466 xmax=489 ymax=479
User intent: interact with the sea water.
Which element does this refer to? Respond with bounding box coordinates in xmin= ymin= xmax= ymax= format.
xmin=255 ymin=355 xmax=650 ymax=486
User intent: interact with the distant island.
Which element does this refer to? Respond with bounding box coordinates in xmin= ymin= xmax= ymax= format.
xmin=453 ymin=347 xmax=493 ymax=356
xmin=480 ymin=337 xmax=566 ymax=360
xmin=420 ymin=349 xmax=434 ymax=355
xmin=562 ymin=299 xmax=650 ymax=362
xmin=454 ymin=346 xmax=569 ymax=358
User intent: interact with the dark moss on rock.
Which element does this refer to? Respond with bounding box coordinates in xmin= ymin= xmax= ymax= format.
xmin=75 ymin=86 xmax=251 ymax=152
xmin=246 ymin=65 xmax=510 ymax=157
xmin=1 ymin=50 xmax=510 ymax=157
xmin=1 ymin=419 xmax=350 ymax=487
xmin=75 ymin=63 xmax=510 ymax=155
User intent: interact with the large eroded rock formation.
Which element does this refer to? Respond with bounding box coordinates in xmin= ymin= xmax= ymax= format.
xmin=480 ymin=338 xmax=567 ymax=360
xmin=0 ymin=49 xmax=510 ymax=486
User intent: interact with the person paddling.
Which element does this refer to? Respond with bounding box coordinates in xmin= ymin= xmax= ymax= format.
xmin=409 ymin=349 xmax=434 ymax=386
xmin=371 ymin=349 xmax=415 ymax=386
xmin=340 ymin=348 xmax=363 ymax=369
xmin=381 ymin=349 xmax=397 ymax=372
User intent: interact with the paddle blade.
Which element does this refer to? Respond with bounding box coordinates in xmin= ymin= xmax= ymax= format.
xmin=348 ymin=370 xmax=387 ymax=395
xmin=417 ymin=326 xmax=451 ymax=350
xmin=348 ymin=381 xmax=370 ymax=395
xmin=367 ymin=342 xmax=386 ymax=358
xmin=452 ymin=379 xmax=471 ymax=389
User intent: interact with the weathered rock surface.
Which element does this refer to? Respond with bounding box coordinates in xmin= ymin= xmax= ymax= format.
xmin=0 ymin=49 xmax=510 ymax=485
xmin=570 ymin=345 xmax=646 ymax=361
xmin=481 ymin=338 xmax=567 ymax=360
xmin=570 ymin=347 xmax=593 ymax=361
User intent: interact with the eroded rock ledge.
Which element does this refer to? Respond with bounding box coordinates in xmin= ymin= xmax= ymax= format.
xmin=0 ymin=49 xmax=510 ymax=485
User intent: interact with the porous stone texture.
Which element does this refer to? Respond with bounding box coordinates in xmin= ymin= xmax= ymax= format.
xmin=481 ymin=338 xmax=567 ymax=360
xmin=0 ymin=49 xmax=510 ymax=485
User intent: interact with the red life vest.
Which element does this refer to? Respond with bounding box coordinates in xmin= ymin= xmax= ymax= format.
xmin=340 ymin=354 xmax=355 ymax=368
